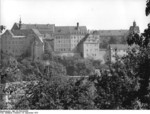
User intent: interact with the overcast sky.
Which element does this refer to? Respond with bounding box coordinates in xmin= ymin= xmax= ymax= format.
xmin=0 ymin=0 xmax=149 ymax=32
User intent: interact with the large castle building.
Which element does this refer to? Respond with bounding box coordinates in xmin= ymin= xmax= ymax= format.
xmin=0 ymin=19 xmax=140 ymax=62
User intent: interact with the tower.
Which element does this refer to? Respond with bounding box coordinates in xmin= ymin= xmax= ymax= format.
xmin=133 ymin=21 xmax=136 ymax=27
xmin=129 ymin=21 xmax=140 ymax=33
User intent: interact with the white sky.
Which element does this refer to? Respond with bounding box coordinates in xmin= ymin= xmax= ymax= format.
xmin=0 ymin=0 xmax=149 ymax=32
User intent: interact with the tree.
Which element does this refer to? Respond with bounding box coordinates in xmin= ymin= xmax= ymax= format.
xmin=146 ymin=0 xmax=150 ymax=16
xmin=109 ymin=36 xmax=117 ymax=44
xmin=126 ymin=0 xmax=150 ymax=105
xmin=0 ymin=25 xmax=6 ymax=33
xmin=0 ymin=57 xmax=22 ymax=83
xmin=13 ymin=76 xmax=95 ymax=109
xmin=88 ymin=56 xmax=141 ymax=109
xmin=65 ymin=59 xmax=94 ymax=76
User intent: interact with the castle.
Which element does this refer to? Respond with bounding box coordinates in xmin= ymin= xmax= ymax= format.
xmin=0 ymin=19 xmax=140 ymax=63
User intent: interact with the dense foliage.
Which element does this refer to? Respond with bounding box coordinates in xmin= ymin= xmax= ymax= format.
xmin=43 ymin=53 xmax=98 ymax=76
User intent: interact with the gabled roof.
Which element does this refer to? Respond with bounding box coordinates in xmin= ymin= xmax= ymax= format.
xmin=11 ymin=29 xmax=43 ymax=43
xmin=2 ymin=30 xmax=26 ymax=38
xmin=54 ymin=26 xmax=87 ymax=34
xmin=12 ymin=23 xmax=55 ymax=32
xmin=77 ymin=33 xmax=99 ymax=48
xmin=11 ymin=29 xmax=34 ymax=36
xmin=83 ymin=34 xmax=100 ymax=44
xmin=31 ymin=29 xmax=43 ymax=43
xmin=93 ymin=30 xmax=129 ymax=36
xmin=32 ymin=29 xmax=42 ymax=37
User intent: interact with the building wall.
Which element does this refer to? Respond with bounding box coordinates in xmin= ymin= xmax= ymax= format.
xmin=83 ymin=43 xmax=99 ymax=59
xmin=98 ymin=49 xmax=107 ymax=63
xmin=54 ymin=34 xmax=71 ymax=52
xmin=54 ymin=34 xmax=86 ymax=53
xmin=33 ymin=41 xmax=44 ymax=60
xmin=79 ymin=43 xmax=107 ymax=63
xmin=55 ymin=52 xmax=80 ymax=57
xmin=1 ymin=30 xmax=43 ymax=60
xmin=1 ymin=31 xmax=27 ymax=57
xmin=70 ymin=34 xmax=85 ymax=52
xmin=43 ymin=39 xmax=54 ymax=53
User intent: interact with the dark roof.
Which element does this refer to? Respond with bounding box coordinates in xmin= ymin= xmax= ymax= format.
xmin=54 ymin=26 xmax=87 ymax=34
xmin=94 ymin=30 xmax=129 ymax=36
xmin=109 ymin=44 xmax=129 ymax=50
xmin=13 ymin=23 xmax=55 ymax=31
xmin=32 ymin=29 xmax=43 ymax=43
xmin=11 ymin=28 xmax=53 ymax=41
xmin=11 ymin=29 xmax=43 ymax=42
xmin=12 ymin=23 xmax=87 ymax=35
xmin=40 ymin=30 xmax=54 ymax=39
xmin=2 ymin=30 xmax=26 ymax=38
xmin=11 ymin=29 xmax=34 ymax=36
xmin=32 ymin=29 xmax=42 ymax=37
xmin=40 ymin=30 xmax=53 ymax=35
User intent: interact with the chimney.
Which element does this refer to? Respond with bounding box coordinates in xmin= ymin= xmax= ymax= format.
xmin=77 ymin=22 xmax=79 ymax=30
xmin=19 ymin=17 xmax=22 ymax=29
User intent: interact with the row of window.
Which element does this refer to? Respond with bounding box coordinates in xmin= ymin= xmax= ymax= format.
xmin=55 ymin=43 xmax=78 ymax=47
xmin=55 ymin=48 xmax=71 ymax=52
xmin=3 ymin=49 xmax=23 ymax=55
xmin=86 ymin=49 xmax=99 ymax=51
xmin=55 ymin=40 xmax=70 ymax=43
xmin=86 ymin=54 xmax=97 ymax=57
xmin=55 ymin=40 xmax=80 ymax=44
xmin=55 ymin=44 xmax=71 ymax=47
xmin=3 ymin=40 xmax=24 ymax=44
xmin=85 ymin=44 xmax=98 ymax=47
xmin=55 ymin=35 xmax=84 ymax=39
xmin=111 ymin=49 xmax=127 ymax=52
